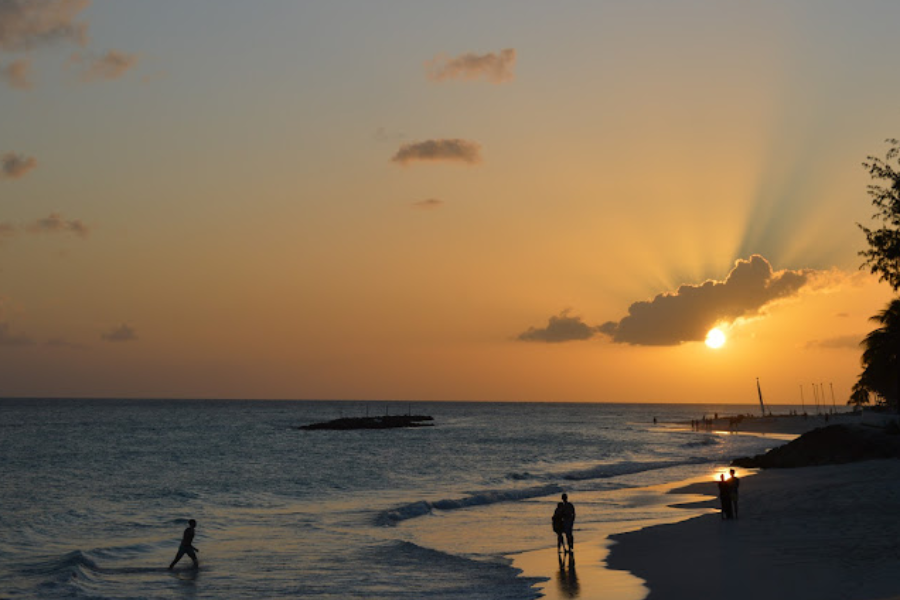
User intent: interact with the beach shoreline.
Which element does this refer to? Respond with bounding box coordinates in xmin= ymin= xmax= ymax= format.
xmin=514 ymin=414 xmax=900 ymax=600
xmin=510 ymin=474 xmax=722 ymax=600
xmin=602 ymin=412 xmax=900 ymax=600
xmin=605 ymin=459 xmax=900 ymax=600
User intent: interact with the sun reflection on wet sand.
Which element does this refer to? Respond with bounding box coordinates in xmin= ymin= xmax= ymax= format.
xmin=510 ymin=475 xmax=725 ymax=600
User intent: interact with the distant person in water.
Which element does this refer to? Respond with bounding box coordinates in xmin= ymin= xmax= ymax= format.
xmin=718 ymin=475 xmax=733 ymax=519
xmin=168 ymin=519 xmax=199 ymax=570
xmin=552 ymin=501 xmax=567 ymax=552
xmin=729 ymin=469 xmax=740 ymax=519
xmin=560 ymin=493 xmax=576 ymax=550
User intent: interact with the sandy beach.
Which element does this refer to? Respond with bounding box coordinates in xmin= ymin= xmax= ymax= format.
xmin=514 ymin=415 xmax=900 ymax=600
xmin=607 ymin=459 xmax=900 ymax=600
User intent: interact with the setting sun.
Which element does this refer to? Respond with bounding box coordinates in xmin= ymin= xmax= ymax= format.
xmin=705 ymin=328 xmax=726 ymax=349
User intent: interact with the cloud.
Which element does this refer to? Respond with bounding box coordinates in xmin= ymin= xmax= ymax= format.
xmin=518 ymin=310 xmax=598 ymax=343
xmin=426 ymin=48 xmax=516 ymax=83
xmin=1 ymin=152 xmax=37 ymax=179
xmin=101 ymin=324 xmax=137 ymax=342
xmin=45 ymin=337 xmax=88 ymax=350
xmin=373 ymin=127 xmax=406 ymax=143
xmin=26 ymin=213 xmax=89 ymax=237
xmin=0 ymin=0 xmax=90 ymax=52
xmin=0 ymin=322 xmax=33 ymax=347
xmin=1 ymin=57 xmax=31 ymax=89
xmin=72 ymin=49 xmax=138 ymax=81
xmin=413 ymin=198 xmax=444 ymax=209
xmin=1 ymin=2 xmax=137 ymax=87
xmin=598 ymin=255 xmax=817 ymax=346
xmin=0 ymin=214 xmax=91 ymax=242
xmin=805 ymin=335 xmax=862 ymax=350
xmin=391 ymin=139 xmax=482 ymax=166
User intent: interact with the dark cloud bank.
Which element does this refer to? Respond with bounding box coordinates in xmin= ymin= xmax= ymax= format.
xmin=519 ymin=255 xmax=817 ymax=346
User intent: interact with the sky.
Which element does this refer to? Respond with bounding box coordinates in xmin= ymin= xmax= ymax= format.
xmin=2 ymin=0 xmax=899 ymax=404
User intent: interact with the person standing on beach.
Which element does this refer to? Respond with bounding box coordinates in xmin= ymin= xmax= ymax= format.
xmin=552 ymin=501 xmax=567 ymax=552
xmin=718 ymin=475 xmax=733 ymax=519
xmin=560 ymin=493 xmax=576 ymax=550
xmin=168 ymin=519 xmax=199 ymax=570
xmin=729 ymin=469 xmax=740 ymax=519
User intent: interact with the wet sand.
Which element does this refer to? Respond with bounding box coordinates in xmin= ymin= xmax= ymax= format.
xmin=511 ymin=478 xmax=720 ymax=600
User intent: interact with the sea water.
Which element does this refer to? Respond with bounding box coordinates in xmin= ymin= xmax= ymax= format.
xmin=0 ymin=399 xmax=785 ymax=599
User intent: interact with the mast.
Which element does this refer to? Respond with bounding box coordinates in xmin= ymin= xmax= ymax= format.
xmin=756 ymin=378 xmax=766 ymax=417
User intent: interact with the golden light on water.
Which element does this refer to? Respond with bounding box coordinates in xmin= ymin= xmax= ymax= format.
xmin=705 ymin=328 xmax=726 ymax=349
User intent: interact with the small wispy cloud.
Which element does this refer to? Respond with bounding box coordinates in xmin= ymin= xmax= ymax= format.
xmin=373 ymin=127 xmax=406 ymax=143
xmin=412 ymin=198 xmax=444 ymax=209
xmin=391 ymin=139 xmax=482 ymax=166
xmin=1 ymin=58 xmax=32 ymax=89
xmin=1 ymin=152 xmax=37 ymax=180
xmin=805 ymin=335 xmax=862 ymax=350
xmin=0 ymin=2 xmax=138 ymax=88
xmin=71 ymin=49 xmax=138 ymax=82
xmin=0 ymin=0 xmax=89 ymax=52
xmin=45 ymin=337 xmax=88 ymax=350
xmin=26 ymin=213 xmax=90 ymax=238
xmin=426 ymin=48 xmax=516 ymax=84
xmin=518 ymin=310 xmax=598 ymax=343
xmin=101 ymin=323 xmax=137 ymax=342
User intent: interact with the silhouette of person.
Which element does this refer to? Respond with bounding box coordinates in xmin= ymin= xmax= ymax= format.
xmin=552 ymin=501 xmax=566 ymax=552
xmin=729 ymin=469 xmax=740 ymax=519
xmin=560 ymin=493 xmax=576 ymax=550
xmin=168 ymin=519 xmax=199 ymax=570
xmin=718 ymin=475 xmax=733 ymax=519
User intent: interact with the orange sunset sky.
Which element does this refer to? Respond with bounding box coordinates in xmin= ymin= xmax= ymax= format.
xmin=2 ymin=1 xmax=899 ymax=403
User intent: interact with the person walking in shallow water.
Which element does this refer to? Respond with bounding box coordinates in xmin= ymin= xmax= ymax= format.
xmin=168 ymin=519 xmax=199 ymax=570
xmin=560 ymin=493 xmax=576 ymax=551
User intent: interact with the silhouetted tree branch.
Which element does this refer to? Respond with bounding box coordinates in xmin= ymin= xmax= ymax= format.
xmin=859 ymin=139 xmax=900 ymax=290
xmin=857 ymin=140 xmax=900 ymax=409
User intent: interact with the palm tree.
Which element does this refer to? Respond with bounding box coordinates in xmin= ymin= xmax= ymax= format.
xmin=849 ymin=381 xmax=872 ymax=408
xmin=857 ymin=298 xmax=900 ymax=409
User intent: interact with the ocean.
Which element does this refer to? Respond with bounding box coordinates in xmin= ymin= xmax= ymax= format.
xmin=0 ymin=399 xmax=787 ymax=599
